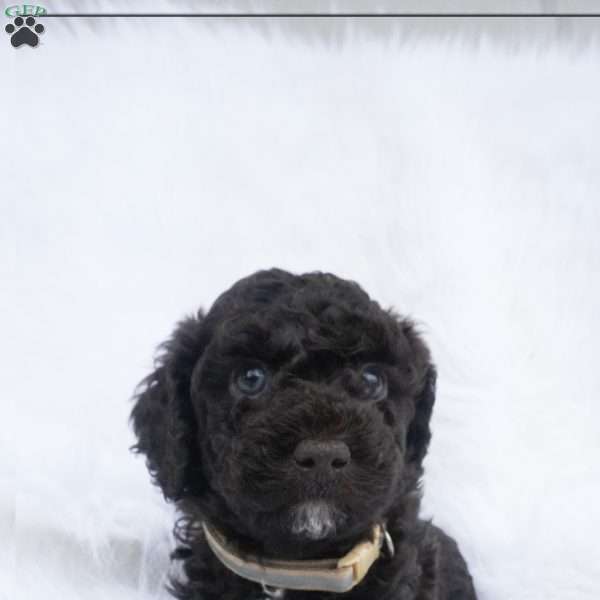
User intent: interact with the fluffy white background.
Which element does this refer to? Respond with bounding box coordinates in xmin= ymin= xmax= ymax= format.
xmin=4 ymin=2 xmax=600 ymax=599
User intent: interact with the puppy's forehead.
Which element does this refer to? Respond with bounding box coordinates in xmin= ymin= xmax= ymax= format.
xmin=207 ymin=271 xmax=401 ymax=361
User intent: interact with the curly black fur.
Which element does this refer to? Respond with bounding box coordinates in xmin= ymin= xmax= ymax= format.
xmin=131 ymin=269 xmax=476 ymax=600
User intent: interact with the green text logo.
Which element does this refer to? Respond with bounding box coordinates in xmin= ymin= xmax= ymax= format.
xmin=5 ymin=4 xmax=46 ymax=17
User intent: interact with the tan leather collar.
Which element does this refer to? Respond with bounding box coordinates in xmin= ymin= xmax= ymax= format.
xmin=203 ymin=522 xmax=389 ymax=594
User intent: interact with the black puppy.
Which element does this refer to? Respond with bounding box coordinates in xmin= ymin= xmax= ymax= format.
xmin=131 ymin=269 xmax=476 ymax=600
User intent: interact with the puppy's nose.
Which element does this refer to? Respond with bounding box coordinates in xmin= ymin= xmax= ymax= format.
xmin=293 ymin=440 xmax=351 ymax=471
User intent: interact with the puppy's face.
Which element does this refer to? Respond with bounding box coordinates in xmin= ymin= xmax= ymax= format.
xmin=132 ymin=270 xmax=434 ymax=558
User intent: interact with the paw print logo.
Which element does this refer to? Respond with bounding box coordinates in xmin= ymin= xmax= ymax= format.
xmin=5 ymin=16 xmax=45 ymax=48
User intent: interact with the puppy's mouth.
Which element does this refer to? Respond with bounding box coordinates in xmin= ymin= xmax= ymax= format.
xmin=290 ymin=500 xmax=347 ymax=541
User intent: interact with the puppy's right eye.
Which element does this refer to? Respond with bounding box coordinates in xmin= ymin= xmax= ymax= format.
xmin=360 ymin=365 xmax=387 ymax=401
xmin=235 ymin=366 xmax=268 ymax=396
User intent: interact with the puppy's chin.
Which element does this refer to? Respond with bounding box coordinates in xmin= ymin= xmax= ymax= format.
xmin=290 ymin=501 xmax=346 ymax=541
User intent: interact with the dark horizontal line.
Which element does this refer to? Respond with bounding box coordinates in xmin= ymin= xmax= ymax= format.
xmin=39 ymin=13 xmax=600 ymax=18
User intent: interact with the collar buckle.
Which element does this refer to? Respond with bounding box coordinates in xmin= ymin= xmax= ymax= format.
xmin=382 ymin=525 xmax=395 ymax=558
xmin=261 ymin=583 xmax=286 ymax=599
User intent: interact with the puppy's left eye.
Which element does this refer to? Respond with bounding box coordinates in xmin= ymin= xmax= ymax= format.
xmin=360 ymin=365 xmax=387 ymax=401
xmin=235 ymin=366 xmax=268 ymax=397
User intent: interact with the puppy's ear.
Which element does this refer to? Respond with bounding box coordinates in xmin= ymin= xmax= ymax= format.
xmin=406 ymin=365 xmax=437 ymax=465
xmin=130 ymin=313 xmax=206 ymax=501
xmin=397 ymin=320 xmax=436 ymax=466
